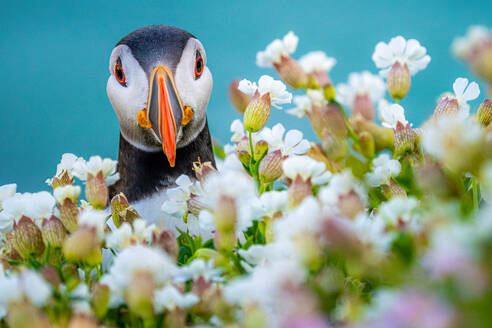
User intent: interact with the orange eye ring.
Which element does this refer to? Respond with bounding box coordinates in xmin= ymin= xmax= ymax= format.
xmin=194 ymin=54 xmax=204 ymax=79
xmin=115 ymin=60 xmax=126 ymax=86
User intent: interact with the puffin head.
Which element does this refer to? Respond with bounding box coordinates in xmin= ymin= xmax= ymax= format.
xmin=107 ymin=25 xmax=213 ymax=167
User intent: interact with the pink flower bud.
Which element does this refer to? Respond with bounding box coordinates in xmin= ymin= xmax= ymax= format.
xmin=287 ymin=176 xmax=313 ymax=209
xmin=310 ymin=71 xmax=332 ymax=88
xmin=58 ymin=198 xmax=79 ymax=232
xmin=152 ymin=230 xmax=179 ymax=259
xmin=259 ymin=150 xmax=285 ymax=183
xmin=187 ymin=194 xmax=208 ymax=217
xmin=229 ymin=80 xmax=252 ymax=113
xmin=243 ymin=92 xmax=271 ymax=132
xmin=41 ymin=266 xmax=61 ymax=288
xmin=13 ymin=216 xmax=45 ymax=259
xmin=352 ymin=93 xmax=375 ymax=121
xmin=338 ymin=191 xmax=365 ymax=220
xmin=433 ymin=97 xmax=459 ymax=118
xmin=85 ymin=171 xmax=108 ymax=210
xmin=394 ymin=121 xmax=417 ymax=156
xmin=477 ymin=99 xmax=492 ymax=126
xmin=273 ymin=55 xmax=308 ymax=89
xmin=308 ymin=103 xmax=347 ymax=140
xmin=387 ymin=62 xmax=411 ymax=100
xmin=41 ymin=215 xmax=66 ymax=248
xmin=127 ymin=270 xmax=155 ymax=319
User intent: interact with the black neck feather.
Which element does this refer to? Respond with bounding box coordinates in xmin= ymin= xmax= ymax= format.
xmin=109 ymin=121 xmax=215 ymax=203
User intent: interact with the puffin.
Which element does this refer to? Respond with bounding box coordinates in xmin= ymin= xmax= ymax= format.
xmin=106 ymin=25 xmax=215 ymax=228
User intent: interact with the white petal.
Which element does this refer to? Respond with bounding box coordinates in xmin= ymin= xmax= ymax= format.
xmin=463 ymin=81 xmax=480 ymax=101
xmin=453 ymin=78 xmax=469 ymax=98
xmin=284 ymin=129 xmax=303 ymax=149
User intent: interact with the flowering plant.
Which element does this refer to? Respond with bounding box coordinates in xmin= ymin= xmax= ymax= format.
xmin=1 ymin=27 xmax=492 ymax=328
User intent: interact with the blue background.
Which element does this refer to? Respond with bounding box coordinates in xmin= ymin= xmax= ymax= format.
xmin=1 ymin=0 xmax=491 ymax=191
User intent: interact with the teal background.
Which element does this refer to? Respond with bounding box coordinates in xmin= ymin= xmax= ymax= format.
xmin=1 ymin=0 xmax=491 ymax=191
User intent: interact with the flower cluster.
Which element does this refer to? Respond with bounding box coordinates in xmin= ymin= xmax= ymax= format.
xmin=1 ymin=26 xmax=492 ymax=328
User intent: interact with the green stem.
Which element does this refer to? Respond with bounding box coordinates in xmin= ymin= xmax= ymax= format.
xmin=248 ymin=131 xmax=255 ymax=162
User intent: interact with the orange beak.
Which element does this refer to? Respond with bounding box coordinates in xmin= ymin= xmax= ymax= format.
xmin=145 ymin=66 xmax=184 ymax=167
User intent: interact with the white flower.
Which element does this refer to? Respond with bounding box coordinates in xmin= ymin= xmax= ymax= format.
xmin=78 ymin=209 xmax=108 ymax=239
xmin=0 ymin=184 xmax=16 ymax=209
xmin=162 ymin=175 xmax=201 ymax=218
xmin=46 ymin=153 xmax=79 ymax=185
xmin=53 ymin=185 xmax=81 ymax=203
xmin=238 ymin=243 xmax=289 ymax=270
xmin=238 ymin=75 xmax=292 ymax=109
xmin=318 ymin=170 xmax=367 ymax=208
xmin=351 ymin=214 xmax=392 ymax=254
xmin=336 ymin=71 xmax=385 ymax=109
xmin=1 ymin=191 xmax=55 ymax=232
xmin=274 ymin=197 xmax=322 ymax=241
xmin=106 ymin=219 xmax=155 ymax=250
xmin=153 ymin=285 xmax=199 ymax=312
xmin=422 ymin=115 xmax=483 ymax=163
xmin=0 ymin=270 xmax=51 ymax=318
xmin=287 ymin=89 xmax=325 ymax=118
xmin=282 ymin=156 xmax=331 ymax=185
xmin=298 ymin=51 xmax=336 ymax=73
xmin=372 ymin=36 xmax=431 ymax=77
xmin=175 ymin=259 xmax=222 ymax=283
xmin=70 ymin=283 xmax=92 ymax=315
xmin=230 ymin=119 xmax=246 ymax=143
xmin=72 ymin=155 xmax=120 ymax=186
xmin=452 ymin=25 xmax=491 ymax=59
xmin=198 ymin=170 xmax=257 ymax=234
xmin=376 ymin=196 xmax=420 ymax=227
xmin=256 ymin=31 xmax=298 ymax=67
xmin=365 ymin=154 xmax=401 ymax=187
xmin=450 ymin=77 xmax=480 ymax=116
xmin=251 ymin=190 xmax=288 ymax=219
xmin=101 ymin=245 xmax=177 ymax=307
xmin=379 ymin=103 xmax=409 ymax=129
xmin=259 ymin=123 xmax=310 ymax=156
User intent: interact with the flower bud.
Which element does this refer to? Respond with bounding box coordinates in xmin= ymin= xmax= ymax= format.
xmin=61 ymin=263 xmax=80 ymax=290
xmin=243 ymin=93 xmax=271 ymax=132
xmin=187 ymin=194 xmax=208 ymax=217
xmin=306 ymin=144 xmax=334 ymax=172
xmin=358 ymin=131 xmax=375 ymax=159
xmin=68 ymin=314 xmax=99 ymax=328
xmin=387 ymin=62 xmax=411 ymax=100
xmin=85 ymin=171 xmax=108 ymax=210
xmin=127 ymin=270 xmax=155 ymax=319
xmin=433 ymin=97 xmax=459 ymax=118
xmin=51 ymin=170 xmax=74 ymax=189
xmin=322 ymin=131 xmax=348 ymax=162
xmin=229 ymin=80 xmax=252 ymax=113
xmin=338 ymin=191 xmax=365 ymax=220
xmin=91 ymin=283 xmax=110 ymax=319
xmin=352 ymin=94 xmax=375 ymax=121
xmin=58 ymin=198 xmax=79 ymax=232
xmin=287 ymin=176 xmax=313 ymax=209
xmin=477 ymin=99 xmax=492 ymax=126
xmin=54 ymin=185 xmax=81 ymax=204
xmin=63 ymin=227 xmax=102 ymax=266
xmin=193 ymin=160 xmax=217 ymax=181
xmin=214 ymin=195 xmax=237 ymax=252
xmin=350 ymin=116 xmax=394 ymax=151
xmin=42 ymin=215 xmax=66 ymax=248
xmin=381 ymin=179 xmax=407 ymax=198
xmin=237 ymin=150 xmax=252 ymax=168
xmin=310 ymin=71 xmax=332 ymax=88
xmin=308 ymin=103 xmax=347 ymax=140
xmin=273 ymin=55 xmax=308 ymax=89
xmin=4 ymin=232 xmax=22 ymax=261
xmin=7 ymin=302 xmax=51 ymax=328
xmin=259 ymin=150 xmax=284 ymax=183
xmin=13 ymin=216 xmax=45 ymax=259
xmin=394 ymin=121 xmax=417 ymax=156
xmin=41 ymin=265 xmax=61 ymax=288
xmin=110 ymin=193 xmax=130 ymax=227
xmin=470 ymin=45 xmax=492 ymax=81
xmin=164 ymin=308 xmax=186 ymax=328
xmin=254 ymin=140 xmax=269 ymax=160
xmin=152 ymin=230 xmax=179 ymax=259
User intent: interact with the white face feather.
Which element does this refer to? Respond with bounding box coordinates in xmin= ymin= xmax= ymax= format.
xmin=106 ymin=38 xmax=213 ymax=151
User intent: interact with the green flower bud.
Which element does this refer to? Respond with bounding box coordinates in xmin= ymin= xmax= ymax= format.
xmin=127 ymin=270 xmax=155 ymax=320
xmin=91 ymin=283 xmax=111 ymax=320
xmin=393 ymin=121 xmax=417 ymax=156
xmin=259 ymin=150 xmax=284 ymax=183
xmin=358 ymin=131 xmax=375 ymax=159
xmin=387 ymin=62 xmax=411 ymax=100
xmin=243 ymin=93 xmax=271 ymax=133
xmin=42 ymin=215 xmax=66 ymax=248
xmin=254 ymin=140 xmax=269 ymax=160
xmin=477 ymin=99 xmax=492 ymax=126
xmin=58 ymin=198 xmax=79 ymax=232
xmin=63 ymin=227 xmax=102 ymax=266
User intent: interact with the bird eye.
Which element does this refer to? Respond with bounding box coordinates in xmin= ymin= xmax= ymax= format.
xmin=115 ymin=58 xmax=126 ymax=86
xmin=194 ymin=51 xmax=204 ymax=79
